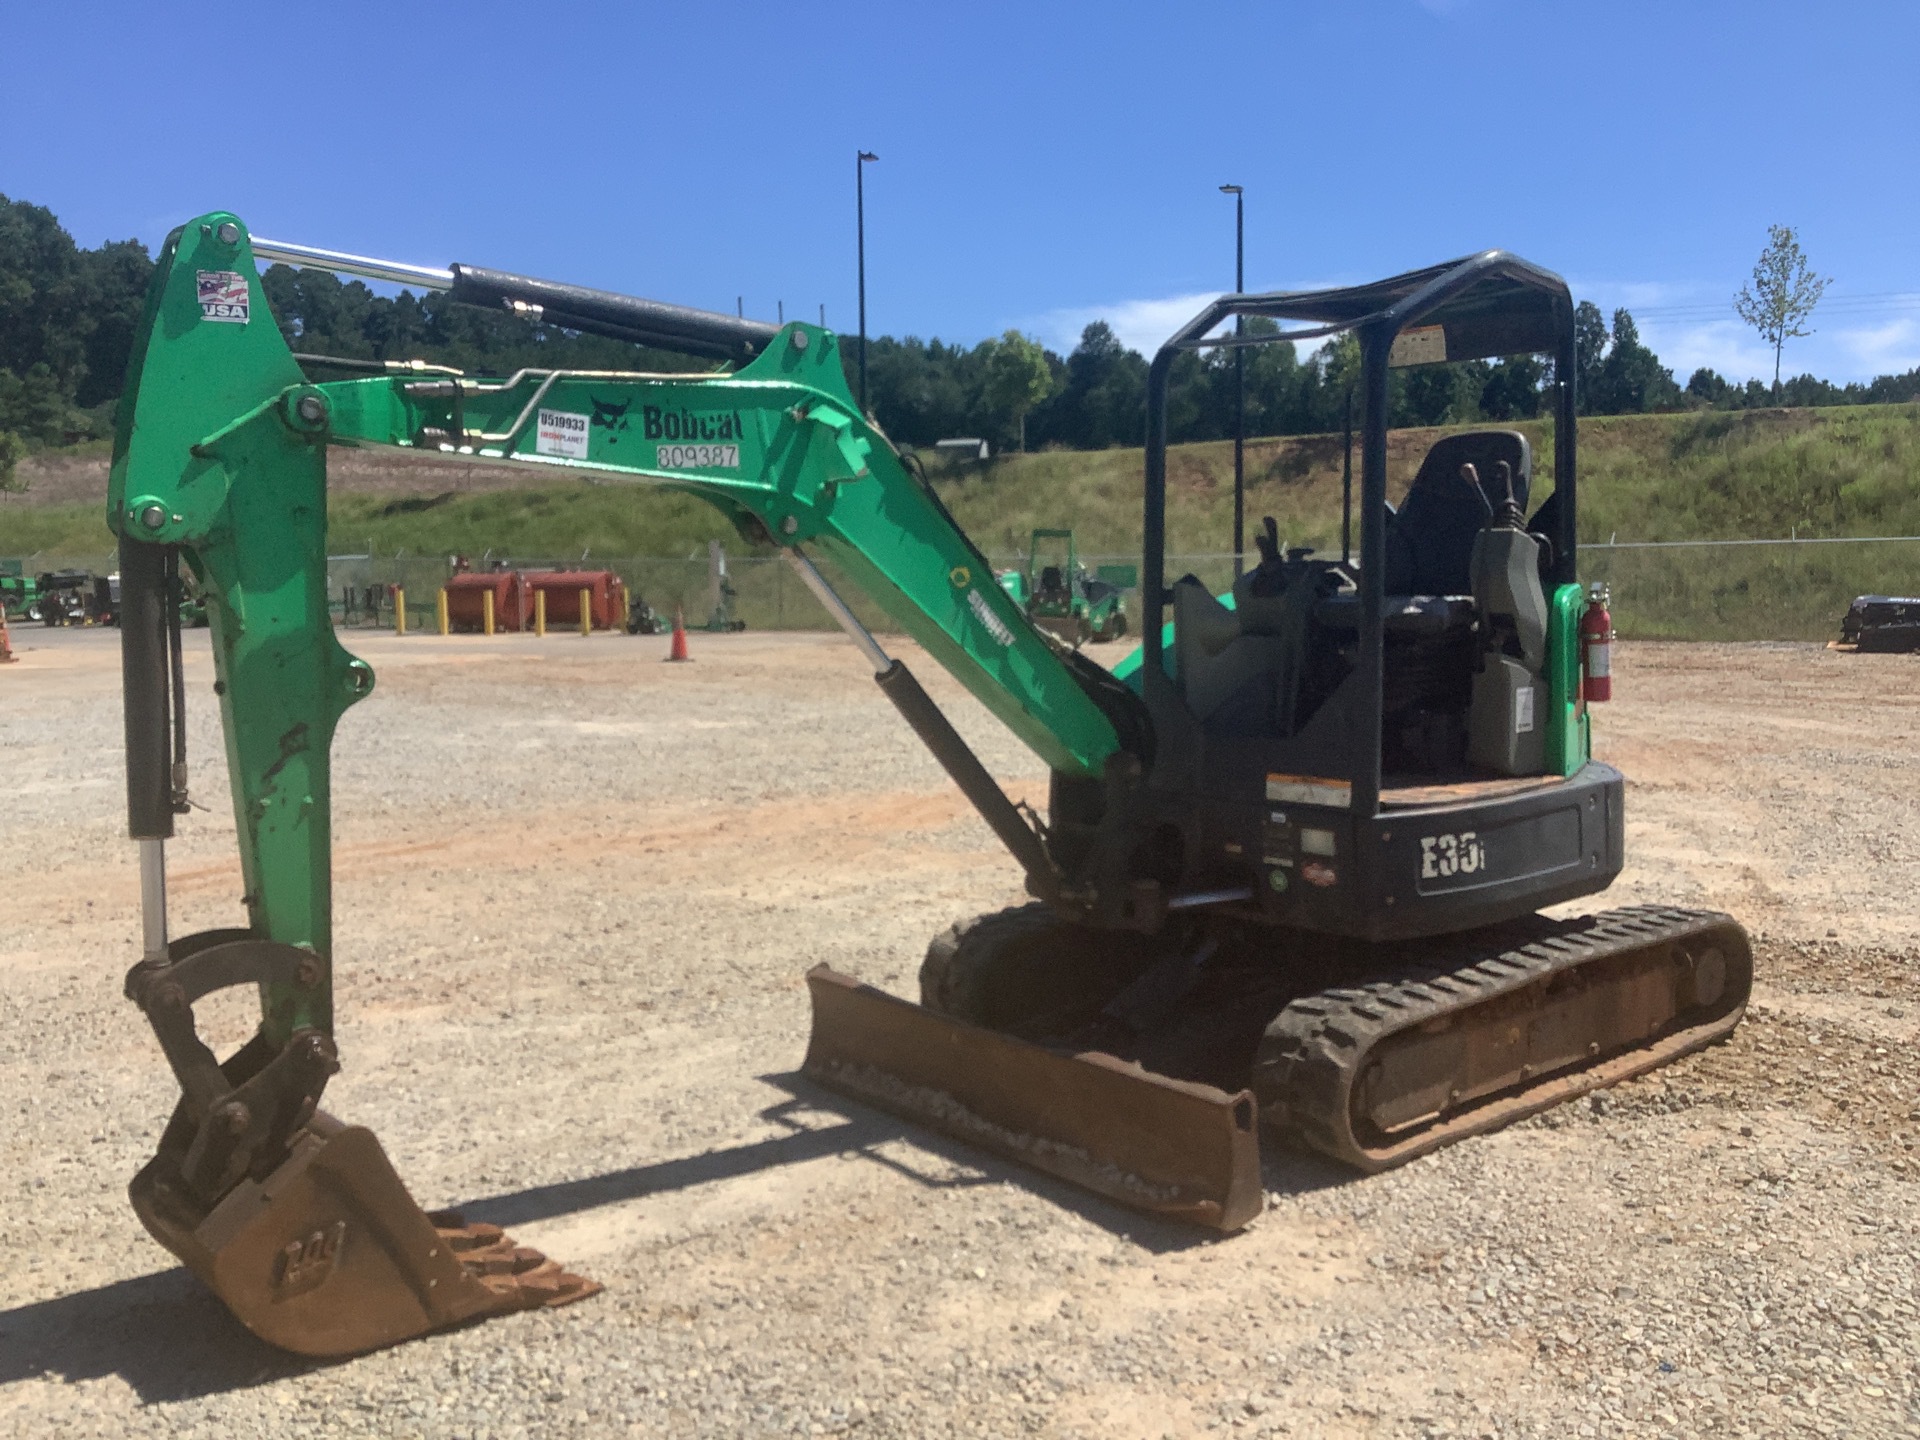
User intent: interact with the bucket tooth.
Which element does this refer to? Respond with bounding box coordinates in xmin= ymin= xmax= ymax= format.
xmin=131 ymin=1112 xmax=598 ymax=1358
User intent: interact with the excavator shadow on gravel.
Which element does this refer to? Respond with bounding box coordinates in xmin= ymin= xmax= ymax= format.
xmin=107 ymin=216 xmax=1750 ymax=1357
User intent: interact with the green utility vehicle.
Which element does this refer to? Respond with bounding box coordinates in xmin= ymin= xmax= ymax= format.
xmin=108 ymin=215 xmax=1749 ymax=1359
xmin=0 ymin=564 xmax=37 ymax=620
xmin=997 ymin=528 xmax=1130 ymax=645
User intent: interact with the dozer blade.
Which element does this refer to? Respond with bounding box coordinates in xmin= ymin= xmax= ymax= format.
xmin=802 ymin=966 xmax=1263 ymax=1231
xmin=130 ymin=1111 xmax=598 ymax=1358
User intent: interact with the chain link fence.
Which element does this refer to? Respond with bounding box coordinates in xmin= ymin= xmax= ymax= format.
xmin=9 ymin=538 xmax=1916 ymax=642
xmin=1582 ymin=536 xmax=1920 ymax=641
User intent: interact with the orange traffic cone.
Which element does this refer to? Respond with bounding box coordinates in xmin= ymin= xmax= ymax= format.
xmin=0 ymin=610 xmax=15 ymax=664
xmin=666 ymin=605 xmax=691 ymax=662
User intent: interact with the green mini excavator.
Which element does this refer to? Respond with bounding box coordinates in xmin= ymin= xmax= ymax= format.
xmin=109 ymin=214 xmax=1750 ymax=1357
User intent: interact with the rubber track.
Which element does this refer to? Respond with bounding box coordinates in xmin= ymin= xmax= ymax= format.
xmin=1253 ymin=905 xmax=1751 ymax=1172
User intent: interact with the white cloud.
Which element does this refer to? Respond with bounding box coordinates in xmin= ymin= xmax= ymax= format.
xmin=1833 ymin=319 xmax=1920 ymax=377
xmin=1574 ymin=276 xmax=1920 ymax=384
xmin=1021 ymin=274 xmax=1920 ymax=385
xmin=1024 ymin=277 xmax=1361 ymax=361
xmin=1026 ymin=291 xmax=1227 ymax=359
xmin=1634 ymin=319 xmax=1774 ymax=385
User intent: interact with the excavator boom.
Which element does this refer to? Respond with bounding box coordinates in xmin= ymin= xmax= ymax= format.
xmin=108 ymin=213 xmax=1262 ymax=1355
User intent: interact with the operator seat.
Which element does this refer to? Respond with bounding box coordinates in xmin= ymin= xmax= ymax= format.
xmin=1383 ymin=431 xmax=1532 ymax=596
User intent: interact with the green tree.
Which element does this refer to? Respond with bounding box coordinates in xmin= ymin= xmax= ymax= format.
xmin=1032 ymin=322 xmax=1147 ymax=449
xmin=1393 ymin=361 xmax=1487 ymax=427
xmin=75 ymin=239 xmax=156 ymax=408
xmin=980 ymin=330 xmax=1054 ymax=452
xmin=0 ymin=362 xmax=76 ymax=442
xmin=1735 ymin=224 xmax=1829 ymax=396
xmin=1235 ymin=317 xmax=1299 ymax=437
xmin=1588 ymin=309 xmax=1680 ymax=414
xmin=0 ymin=429 xmax=25 ymax=493
xmin=1685 ymin=367 xmax=1734 ymax=409
xmin=1572 ymin=301 xmax=1608 ymax=413
xmin=1479 ymin=355 xmax=1546 ymax=420
xmin=0 ymin=196 xmax=87 ymax=387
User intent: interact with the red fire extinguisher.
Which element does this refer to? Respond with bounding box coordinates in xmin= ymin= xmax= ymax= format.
xmin=1581 ymin=583 xmax=1613 ymax=702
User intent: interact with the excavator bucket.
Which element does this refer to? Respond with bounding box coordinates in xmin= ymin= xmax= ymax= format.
xmin=129 ymin=1111 xmax=597 ymax=1358
xmin=802 ymin=966 xmax=1263 ymax=1231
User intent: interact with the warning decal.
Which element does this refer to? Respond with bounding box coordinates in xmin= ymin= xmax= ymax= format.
xmin=536 ymin=409 xmax=591 ymax=459
xmin=1387 ymin=324 xmax=1446 ymax=367
xmin=196 ymin=271 xmax=250 ymax=324
xmin=1266 ymin=773 xmax=1352 ymax=808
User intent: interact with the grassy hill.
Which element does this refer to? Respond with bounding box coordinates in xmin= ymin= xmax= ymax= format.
xmin=7 ymin=404 xmax=1918 ymax=638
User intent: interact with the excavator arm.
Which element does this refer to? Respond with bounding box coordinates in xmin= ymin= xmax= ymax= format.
xmin=108 ymin=214 xmax=1253 ymax=1358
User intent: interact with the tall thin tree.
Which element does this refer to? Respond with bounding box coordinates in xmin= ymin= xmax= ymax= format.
xmin=1734 ymin=225 xmax=1830 ymax=396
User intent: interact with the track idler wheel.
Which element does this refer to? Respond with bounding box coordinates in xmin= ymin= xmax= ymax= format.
xmin=125 ymin=932 xmax=597 ymax=1357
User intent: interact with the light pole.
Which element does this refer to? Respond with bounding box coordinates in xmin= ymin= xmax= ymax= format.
xmin=857 ymin=150 xmax=879 ymax=415
xmin=1220 ymin=184 xmax=1245 ymax=576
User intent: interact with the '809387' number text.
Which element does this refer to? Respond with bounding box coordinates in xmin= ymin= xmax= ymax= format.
xmin=656 ymin=443 xmax=739 ymax=470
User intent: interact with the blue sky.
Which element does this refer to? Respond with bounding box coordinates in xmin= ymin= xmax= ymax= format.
xmin=6 ymin=1 xmax=1916 ymax=383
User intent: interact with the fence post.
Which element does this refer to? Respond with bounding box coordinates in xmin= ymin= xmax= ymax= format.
xmin=579 ymin=587 xmax=592 ymax=638
xmin=393 ymin=586 xmax=407 ymax=635
xmin=534 ymin=588 xmax=547 ymax=637
xmin=437 ymin=587 xmax=449 ymax=635
xmin=483 ymin=588 xmax=496 ymax=637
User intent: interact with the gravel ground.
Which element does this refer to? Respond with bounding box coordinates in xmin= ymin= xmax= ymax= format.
xmin=1 ymin=630 xmax=1915 ymax=1439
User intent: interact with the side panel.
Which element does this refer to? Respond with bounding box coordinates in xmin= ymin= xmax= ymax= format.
xmin=1545 ymin=582 xmax=1589 ymax=776
xmin=1254 ymin=763 xmax=1624 ymax=941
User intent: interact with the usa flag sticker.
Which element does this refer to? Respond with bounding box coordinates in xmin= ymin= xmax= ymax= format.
xmin=196 ymin=270 xmax=250 ymax=324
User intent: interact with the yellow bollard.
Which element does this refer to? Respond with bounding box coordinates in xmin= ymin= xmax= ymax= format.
xmin=436 ymin=587 xmax=450 ymax=636
xmin=534 ymin=588 xmax=547 ymax=637
xmin=394 ymin=586 xmax=407 ymax=636
xmin=579 ymin=587 xmax=592 ymax=638
xmin=482 ymin=588 xmax=495 ymax=637
xmin=614 ymin=580 xmax=628 ymax=629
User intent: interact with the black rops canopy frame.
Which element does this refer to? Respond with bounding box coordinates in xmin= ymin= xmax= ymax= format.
xmin=1139 ymin=249 xmax=1579 ymax=820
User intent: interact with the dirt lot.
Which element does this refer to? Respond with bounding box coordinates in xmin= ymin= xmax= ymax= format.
xmin=1 ymin=630 xmax=1915 ymax=1439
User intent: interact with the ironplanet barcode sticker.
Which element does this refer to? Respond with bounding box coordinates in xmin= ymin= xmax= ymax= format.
xmin=536 ymin=409 xmax=590 ymax=459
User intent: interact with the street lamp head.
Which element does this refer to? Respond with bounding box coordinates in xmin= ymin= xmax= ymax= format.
xmin=1219 ymin=183 xmax=1242 ymax=195
xmin=859 ymin=151 xmax=879 ymax=163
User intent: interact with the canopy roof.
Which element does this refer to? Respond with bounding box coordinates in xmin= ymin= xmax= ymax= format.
xmin=1173 ymin=250 xmax=1572 ymax=365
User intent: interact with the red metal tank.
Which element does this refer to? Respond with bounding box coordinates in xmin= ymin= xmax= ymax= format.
xmin=444 ymin=571 xmax=531 ymax=631
xmin=523 ymin=570 xmax=620 ymax=629
xmin=1581 ymin=583 xmax=1613 ymax=703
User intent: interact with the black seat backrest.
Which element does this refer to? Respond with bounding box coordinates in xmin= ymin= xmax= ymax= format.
xmin=1384 ymin=430 xmax=1532 ymax=596
xmin=1038 ymin=565 xmax=1066 ymax=598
